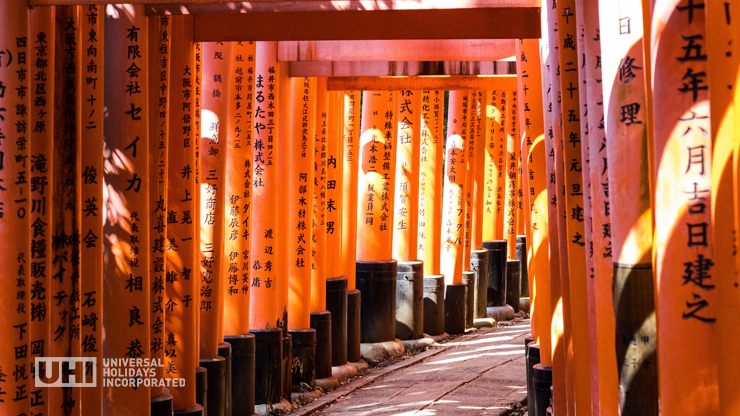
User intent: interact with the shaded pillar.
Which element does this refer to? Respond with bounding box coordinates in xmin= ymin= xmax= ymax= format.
xmin=0 ymin=2 xmax=31 ymax=415
xmin=650 ymin=1 xmax=718 ymax=413
xmin=462 ymin=92 xmax=475 ymax=268
xmin=165 ymin=14 xmax=202 ymax=415
xmin=103 ymin=6 xmax=151 ymax=414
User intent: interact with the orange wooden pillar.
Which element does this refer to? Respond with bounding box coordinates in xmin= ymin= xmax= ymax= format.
xmin=194 ymin=41 xmax=202 ymax=363
xmin=312 ymin=78 xmax=328 ymax=314
xmin=326 ymin=91 xmax=344 ymax=280
xmin=148 ymin=14 xmax=170 ymax=401
xmin=249 ymin=42 xmax=280 ymax=331
xmin=356 ymin=90 xmax=401 ymax=344
xmin=0 ymin=2 xmax=31 ymax=415
xmin=517 ymin=38 xmax=552 ymax=364
xmin=503 ymin=90 xmax=518 ymax=259
xmin=418 ymin=90 xmax=444 ymax=274
xmin=223 ymin=40 xmax=256 ymax=337
xmin=287 ymin=76 xmax=315 ymax=330
xmin=649 ymin=1 xmax=719 ymax=413
xmin=200 ymin=41 xmax=229 ymax=359
xmin=472 ymin=91 xmax=486 ymax=253
xmin=50 ymin=7 xmax=82 ymax=415
xmin=483 ymin=90 xmax=505 ymax=242
xmin=27 ymin=7 xmax=53 ymax=416
xmin=707 ymin=0 xmax=740 ymax=413
xmin=541 ymin=6 xmax=568 ymax=414
xmin=462 ymin=92 xmax=474 ymax=267
xmin=555 ymin=1 xmax=593 ymax=414
xmin=341 ymin=90 xmax=362 ymax=360
xmin=79 ymin=5 xmax=104 ymax=414
xmin=164 ymin=14 xmax=201 ymax=414
xmin=103 ymin=5 xmax=151 ymax=414
xmin=392 ymin=90 xmax=422 ymax=263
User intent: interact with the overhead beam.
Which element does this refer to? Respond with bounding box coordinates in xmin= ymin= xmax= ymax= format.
xmin=289 ymin=61 xmax=516 ymax=77
xmin=193 ymin=8 xmax=541 ymax=41
xmin=326 ymin=75 xmax=518 ymax=91
xmin=278 ymin=40 xmax=516 ymax=62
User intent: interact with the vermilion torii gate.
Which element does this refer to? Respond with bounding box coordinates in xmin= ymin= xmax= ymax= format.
xmin=4 ymin=1 xmax=740 ymax=416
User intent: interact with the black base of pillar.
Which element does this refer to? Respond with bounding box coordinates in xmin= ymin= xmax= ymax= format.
xmin=347 ymin=289 xmax=362 ymax=362
xmin=174 ymin=405 xmax=204 ymax=416
xmin=224 ymin=334 xmax=255 ymax=416
xmin=470 ymin=249 xmax=489 ymax=319
xmin=533 ymin=363 xmax=553 ymax=416
xmin=462 ymin=271 xmax=475 ymax=329
xmin=199 ymin=357 xmax=226 ymax=416
xmin=525 ymin=338 xmax=539 ymax=416
xmin=444 ymin=283 xmax=467 ymax=335
xmin=311 ymin=311 xmax=333 ymax=380
xmin=249 ymin=328 xmax=283 ymax=405
xmin=289 ymin=328 xmax=316 ymax=391
xmin=357 ymin=260 xmax=398 ymax=343
xmin=396 ymin=260 xmax=424 ymax=340
xmin=195 ymin=366 xmax=207 ymax=413
xmin=151 ymin=388 xmax=173 ymax=416
xmin=423 ymin=275 xmax=445 ymax=336
xmin=483 ymin=240 xmax=507 ymax=307
xmin=282 ymin=333 xmax=292 ymax=401
xmin=326 ymin=276 xmax=348 ymax=366
xmin=217 ymin=343 xmax=231 ymax=416
xmin=517 ymin=235 xmax=529 ymax=297
xmin=506 ymin=260 xmax=521 ymax=312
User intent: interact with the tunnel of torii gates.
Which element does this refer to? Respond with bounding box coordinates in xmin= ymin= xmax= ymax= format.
xmin=3 ymin=0 xmax=740 ymax=415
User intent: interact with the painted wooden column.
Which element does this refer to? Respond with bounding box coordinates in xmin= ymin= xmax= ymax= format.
xmin=312 ymin=78 xmax=328 ymax=313
xmin=418 ymin=90 xmax=444 ymax=275
xmin=0 ymin=2 xmax=30 ymax=415
xmin=356 ymin=91 xmax=396 ymax=262
xmin=51 ymin=7 xmax=82 ymax=415
xmin=341 ymin=91 xmax=359 ymax=289
xmin=393 ymin=90 xmax=422 ymax=263
xmin=249 ymin=42 xmax=280 ymax=330
xmin=556 ymin=1 xmax=594 ymax=414
xmin=288 ymin=76 xmax=315 ymax=329
xmin=200 ymin=41 xmax=229 ymax=359
xmin=463 ymin=92 xmax=476 ymax=267
xmin=441 ymin=91 xmax=468 ymax=286
xmin=194 ymin=41 xmax=202 ymax=360
xmin=472 ymin=91 xmax=486 ymax=252
xmin=650 ymin=0 xmax=718 ymax=413
xmin=148 ymin=14 xmax=170 ymax=399
xmin=495 ymin=92 xmax=507 ymax=241
xmin=482 ymin=90 xmax=504 ymax=242
xmin=707 ymin=0 xmax=740 ymax=414
xmin=164 ymin=14 xmax=199 ymax=412
xmin=103 ymin=5 xmax=150 ymax=413
xmin=326 ymin=91 xmax=343 ymax=279
xmin=546 ymin=1 xmax=576 ymax=413
xmin=541 ymin=7 xmax=568 ymax=412
xmin=79 ymin=5 xmax=103 ymax=414
xmin=27 ymin=7 xmax=53 ymax=416
xmin=518 ymin=38 xmax=552 ymax=365
xmin=275 ymin=57 xmax=291 ymax=331
xmin=600 ymin=0 xmax=657 ymax=414
xmin=223 ymin=40 xmax=256 ymax=337
xmin=504 ymin=90 xmax=519 ymax=261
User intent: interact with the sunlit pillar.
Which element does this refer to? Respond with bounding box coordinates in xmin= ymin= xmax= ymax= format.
xmin=0 ymin=2 xmax=31 ymax=415
xmin=472 ymin=91 xmax=486 ymax=252
xmin=495 ymin=92 xmax=507 ymax=241
xmin=418 ymin=90 xmax=444 ymax=275
xmin=103 ymin=5 xmax=150 ymax=414
xmin=504 ymin=90 xmax=519 ymax=262
xmin=650 ymin=1 xmax=719 ymax=413
xmin=463 ymin=92 xmax=475 ymax=267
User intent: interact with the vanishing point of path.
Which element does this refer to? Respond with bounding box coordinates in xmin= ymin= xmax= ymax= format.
xmin=313 ymin=319 xmax=531 ymax=416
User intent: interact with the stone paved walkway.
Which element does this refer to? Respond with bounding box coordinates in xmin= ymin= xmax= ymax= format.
xmin=316 ymin=320 xmax=531 ymax=416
